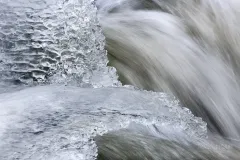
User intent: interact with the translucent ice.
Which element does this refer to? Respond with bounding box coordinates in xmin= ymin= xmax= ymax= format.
xmin=0 ymin=0 xmax=119 ymax=90
xmin=0 ymin=86 xmax=207 ymax=160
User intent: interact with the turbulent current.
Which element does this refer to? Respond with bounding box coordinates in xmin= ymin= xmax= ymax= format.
xmin=1 ymin=0 xmax=240 ymax=160
xmin=98 ymin=0 xmax=240 ymax=139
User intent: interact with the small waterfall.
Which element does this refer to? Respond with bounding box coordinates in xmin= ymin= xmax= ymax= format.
xmin=98 ymin=0 xmax=240 ymax=138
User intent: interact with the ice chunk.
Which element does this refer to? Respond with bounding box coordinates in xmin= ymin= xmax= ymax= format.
xmin=0 ymin=0 xmax=119 ymax=90
xmin=0 ymin=86 xmax=207 ymax=160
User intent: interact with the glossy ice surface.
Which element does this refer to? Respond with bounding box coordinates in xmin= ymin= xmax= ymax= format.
xmin=0 ymin=0 xmax=119 ymax=90
xmin=0 ymin=86 xmax=207 ymax=160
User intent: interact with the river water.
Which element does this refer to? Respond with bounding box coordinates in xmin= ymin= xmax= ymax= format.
xmin=98 ymin=0 xmax=240 ymax=138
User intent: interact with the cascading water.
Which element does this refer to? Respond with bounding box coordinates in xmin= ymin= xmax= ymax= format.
xmin=98 ymin=0 xmax=240 ymax=139
xmin=1 ymin=0 xmax=240 ymax=159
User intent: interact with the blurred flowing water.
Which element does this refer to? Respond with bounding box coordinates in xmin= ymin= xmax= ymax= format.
xmin=0 ymin=0 xmax=240 ymax=160
xmin=98 ymin=0 xmax=240 ymax=139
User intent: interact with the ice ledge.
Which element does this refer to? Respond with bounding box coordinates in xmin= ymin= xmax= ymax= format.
xmin=0 ymin=86 xmax=207 ymax=160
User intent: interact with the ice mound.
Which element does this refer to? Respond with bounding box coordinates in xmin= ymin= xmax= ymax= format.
xmin=0 ymin=86 xmax=207 ymax=160
xmin=0 ymin=0 xmax=119 ymax=89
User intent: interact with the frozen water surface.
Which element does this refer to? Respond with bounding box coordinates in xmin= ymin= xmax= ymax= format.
xmin=0 ymin=0 xmax=119 ymax=90
xmin=0 ymin=86 xmax=207 ymax=160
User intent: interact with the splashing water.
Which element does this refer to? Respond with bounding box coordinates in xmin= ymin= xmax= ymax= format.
xmin=98 ymin=0 xmax=240 ymax=139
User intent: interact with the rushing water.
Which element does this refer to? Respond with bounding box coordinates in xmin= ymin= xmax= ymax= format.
xmin=1 ymin=0 xmax=240 ymax=159
xmin=98 ymin=0 xmax=240 ymax=139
